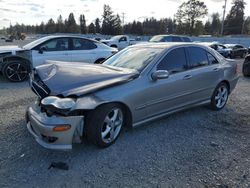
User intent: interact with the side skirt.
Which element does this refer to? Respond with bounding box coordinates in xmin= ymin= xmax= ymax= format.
xmin=133 ymin=99 xmax=211 ymax=127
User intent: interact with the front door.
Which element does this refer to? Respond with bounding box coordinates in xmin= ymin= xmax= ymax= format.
xmin=143 ymin=47 xmax=194 ymax=119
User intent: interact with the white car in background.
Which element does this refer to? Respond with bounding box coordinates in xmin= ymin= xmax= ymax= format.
xmin=0 ymin=35 xmax=117 ymax=82
xmin=101 ymin=35 xmax=143 ymax=50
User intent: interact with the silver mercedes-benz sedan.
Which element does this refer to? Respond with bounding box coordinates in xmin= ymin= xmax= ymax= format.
xmin=26 ymin=43 xmax=239 ymax=149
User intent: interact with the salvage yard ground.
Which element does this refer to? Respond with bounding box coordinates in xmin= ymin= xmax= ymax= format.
xmin=0 ymin=43 xmax=249 ymax=187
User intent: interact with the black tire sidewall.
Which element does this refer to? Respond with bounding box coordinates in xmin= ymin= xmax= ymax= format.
xmin=85 ymin=103 xmax=125 ymax=148
xmin=2 ymin=61 xmax=29 ymax=82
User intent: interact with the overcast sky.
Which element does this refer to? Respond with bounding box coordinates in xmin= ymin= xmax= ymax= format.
xmin=0 ymin=0 xmax=249 ymax=29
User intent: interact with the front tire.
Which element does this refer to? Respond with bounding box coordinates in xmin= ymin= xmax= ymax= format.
xmin=2 ymin=61 xmax=29 ymax=82
xmin=85 ymin=103 xmax=125 ymax=148
xmin=210 ymin=82 xmax=229 ymax=111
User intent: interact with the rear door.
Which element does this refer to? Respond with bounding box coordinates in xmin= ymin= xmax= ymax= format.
xmin=69 ymin=38 xmax=98 ymax=63
xmin=32 ymin=38 xmax=71 ymax=67
xmin=185 ymin=46 xmax=223 ymax=101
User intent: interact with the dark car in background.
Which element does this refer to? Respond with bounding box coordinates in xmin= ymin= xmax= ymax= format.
xmin=224 ymin=44 xmax=248 ymax=58
xmin=202 ymin=42 xmax=232 ymax=58
xmin=210 ymin=43 xmax=232 ymax=58
xmin=243 ymin=54 xmax=250 ymax=77
xmin=149 ymin=35 xmax=192 ymax=43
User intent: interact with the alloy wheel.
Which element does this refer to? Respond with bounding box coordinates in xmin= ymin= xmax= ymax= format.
xmin=5 ymin=63 xmax=28 ymax=82
xmin=101 ymin=108 xmax=123 ymax=144
xmin=215 ymin=85 xmax=228 ymax=109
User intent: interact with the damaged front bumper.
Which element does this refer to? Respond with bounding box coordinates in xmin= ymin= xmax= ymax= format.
xmin=26 ymin=104 xmax=84 ymax=150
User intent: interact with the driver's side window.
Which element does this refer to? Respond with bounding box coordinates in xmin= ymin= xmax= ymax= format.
xmin=119 ymin=37 xmax=127 ymax=42
xmin=40 ymin=38 xmax=69 ymax=52
xmin=157 ymin=47 xmax=187 ymax=74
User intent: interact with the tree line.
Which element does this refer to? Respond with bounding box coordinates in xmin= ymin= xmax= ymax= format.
xmin=1 ymin=0 xmax=249 ymax=36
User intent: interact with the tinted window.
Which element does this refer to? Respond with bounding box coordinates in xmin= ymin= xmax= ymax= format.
xmin=188 ymin=47 xmax=209 ymax=68
xmin=40 ymin=38 xmax=69 ymax=51
xmin=157 ymin=47 xmax=187 ymax=73
xmin=72 ymin=38 xmax=97 ymax=50
xmin=119 ymin=37 xmax=127 ymax=42
xmin=182 ymin=37 xmax=191 ymax=42
xmin=172 ymin=36 xmax=182 ymax=42
xmin=163 ymin=36 xmax=172 ymax=42
xmin=235 ymin=45 xmax=244 ymax=49
xmin=207 ymin=53 xmax=219 ymax=64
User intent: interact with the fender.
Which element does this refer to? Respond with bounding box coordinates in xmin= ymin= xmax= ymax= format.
xmin=1 ymin=55 xmax=32 ymax=71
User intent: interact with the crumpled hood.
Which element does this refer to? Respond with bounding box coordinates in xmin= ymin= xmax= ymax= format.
xmin=35 ymin=61 xmax=139 ymax=97
xmin=0 ymin=45 xmax=23 ymax=54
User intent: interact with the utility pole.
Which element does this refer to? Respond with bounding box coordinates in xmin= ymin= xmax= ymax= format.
xmin=221 ymin=0 xmax=227 ymax=36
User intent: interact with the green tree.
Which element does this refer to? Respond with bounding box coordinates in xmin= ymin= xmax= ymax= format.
xmin=243 ymin=16 xmax=250 ymax=34
xmin=113 ymin=14 xmax=122 ymax=34
xmin=56 ymin=15 xmax=64 ymax=33
xmin=95 ymin=18 xmax=101 ymax=33
xmin=101 ymin=4 xmax=115 ymax=34
xmin=193 ymin=20 xmax=204 ymax=35
xmin=80 ymin=14 xmax=87 ymax=34
xmin=211 ymin=13 xmax=221 ymax=35
xmin=65 ymin=13 xmax=79 ymax=33
xmin=204 ymin=20 xmax=211 ymax=34
xmin=175 ymin=0 xmax=208 ymax=35
xmin=45 ymin=18 xmax=56 ymax=34
xmin=88 ymin=23 xmax=96 ymax=34
xmin=224 ymin=0 xmax=246 ymax=35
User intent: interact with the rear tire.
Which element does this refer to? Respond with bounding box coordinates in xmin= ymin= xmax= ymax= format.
xmin=243 ymin=60 xmax=250 ymax=77
xmin=2 ymin=61 xmax=30 ymax=82
xmin=210 ymin=82 xmax=229 ymax=111
xmin=85 ymin=103 xmax=125 ymax=148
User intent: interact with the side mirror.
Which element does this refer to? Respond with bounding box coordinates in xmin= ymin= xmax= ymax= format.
xmin=151 ymin=70 xmax=169 ymax=81
xmin=38 ymin=46 xmax=46 ymax=54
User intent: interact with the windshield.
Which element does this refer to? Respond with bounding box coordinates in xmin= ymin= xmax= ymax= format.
xmin=149 ymin=36 xmax=164 ymax=42
xmin=23 ymin=37 xmax=52 ymax=49
xmin=103 ymin=47 xmax=163 ymax=72
xmin=110 ymin=36 xmax=124 ymax=40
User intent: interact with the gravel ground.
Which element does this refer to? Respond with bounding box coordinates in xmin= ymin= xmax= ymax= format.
xmin=0 ymin=57 xmax=250 ymax=187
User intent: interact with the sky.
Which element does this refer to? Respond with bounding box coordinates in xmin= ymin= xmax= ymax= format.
xmin=0 ymin=0 xmax=250 ymax=29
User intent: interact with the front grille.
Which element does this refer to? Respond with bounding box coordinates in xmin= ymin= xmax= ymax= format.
xmin=30 ymin=73 xmax=50 ymax=99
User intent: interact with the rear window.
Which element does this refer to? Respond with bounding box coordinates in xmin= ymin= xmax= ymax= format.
xmin=72 ymin=38 xmax=97 ymax=50
xmin=172 ymin=36 xmax=182 ymax=42
xmin=182 ymin=37 xmax=191 ymax=42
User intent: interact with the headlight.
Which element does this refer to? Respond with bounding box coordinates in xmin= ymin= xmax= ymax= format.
xmin=41 ymin=96 xmax=76 ymax=110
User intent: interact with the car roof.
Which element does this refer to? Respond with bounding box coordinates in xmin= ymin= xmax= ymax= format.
xmin=152 ymin=34 xmax=190 ymax=38
xmin=37 ymin=35 xmax=98 ymax=42
xmin=129 ymin=42 xmax=209 ymax=49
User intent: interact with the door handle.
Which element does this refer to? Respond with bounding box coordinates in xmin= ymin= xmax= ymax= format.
xmin=183 ymin=75 xmax=192 ymax=80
